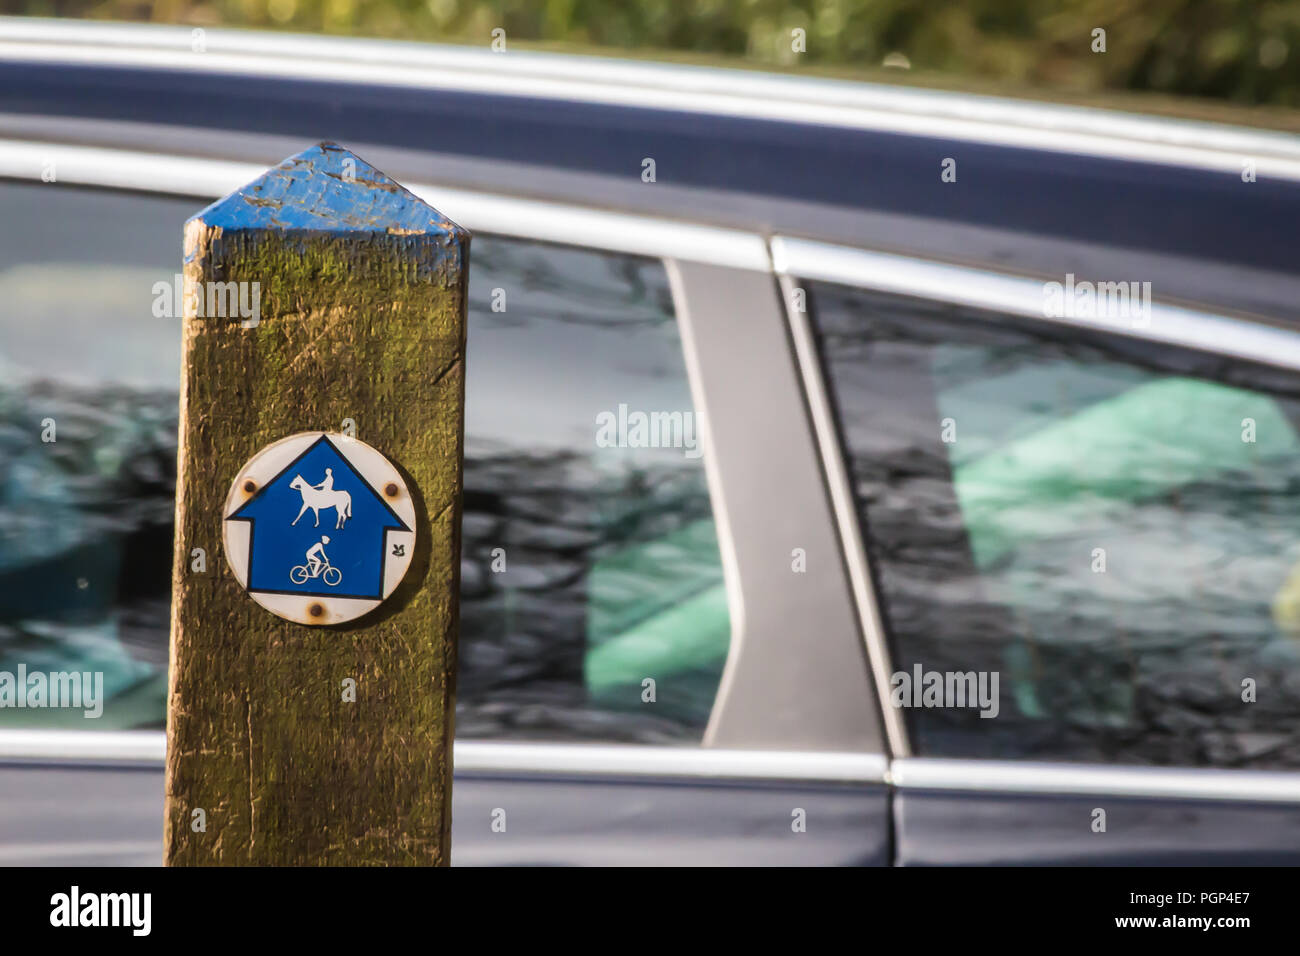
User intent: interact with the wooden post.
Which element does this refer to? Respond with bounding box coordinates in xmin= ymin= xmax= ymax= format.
xmin=164 ymin=142 xmax=469 ymax=866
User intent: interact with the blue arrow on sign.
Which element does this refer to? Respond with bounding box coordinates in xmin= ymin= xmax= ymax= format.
xmin=228 ymin=436 xmax=410 ymax=600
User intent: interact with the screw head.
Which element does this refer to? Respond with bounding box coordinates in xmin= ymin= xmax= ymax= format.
xmin=243 ymin=480 xmax=257 ymax=494
xmin=308 ymin=603 xmax=324 ymax=618
xmin=384 ymin=482 xmax=399 ymax=497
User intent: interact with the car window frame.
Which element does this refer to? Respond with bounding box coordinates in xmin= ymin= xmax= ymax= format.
xmin=0 ymin=140 xmax=886 ymax=785
xmin=777 ymin=233 xmax=1300 ymax=804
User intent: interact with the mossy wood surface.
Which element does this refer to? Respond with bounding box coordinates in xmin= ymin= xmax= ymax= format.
xmin=164 ymin=144 xmax=469 ymax=866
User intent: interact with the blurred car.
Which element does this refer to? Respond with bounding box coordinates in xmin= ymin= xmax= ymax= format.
xmin=1 ymin=17 xmax=1300 ymax=865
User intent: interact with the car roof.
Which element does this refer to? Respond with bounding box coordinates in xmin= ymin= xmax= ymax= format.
xmin=4 ymin=18 xmax=1298 ymax=164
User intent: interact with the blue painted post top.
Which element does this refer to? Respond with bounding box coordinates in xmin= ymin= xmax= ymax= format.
xmin=186 ymin=141 xmax=467 ymax=270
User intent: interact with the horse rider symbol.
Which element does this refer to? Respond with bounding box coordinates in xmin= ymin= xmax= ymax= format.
xmin=290 ymin=467 xmax=353 ymax=529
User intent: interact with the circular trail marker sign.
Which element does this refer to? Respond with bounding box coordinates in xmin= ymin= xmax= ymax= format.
xmin=222 ymin=432 xmax=417 ymax=626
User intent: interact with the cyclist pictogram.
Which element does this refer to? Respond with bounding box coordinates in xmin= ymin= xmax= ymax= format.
xmin=291 ymin=535 xmax=343 ymax=586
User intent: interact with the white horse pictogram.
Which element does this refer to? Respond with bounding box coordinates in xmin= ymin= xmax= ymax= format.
xmin=290 ymin=473 xmax=353 ymax=529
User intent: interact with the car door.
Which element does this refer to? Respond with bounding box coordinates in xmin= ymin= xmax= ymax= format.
xmin=0 ymin=140 xmax=891 ymax=865
xmin=779 ymin=236 xmax=1300 ymax=864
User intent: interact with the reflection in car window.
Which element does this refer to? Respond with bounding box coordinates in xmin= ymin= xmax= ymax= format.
xmin=811 ymin=281 xmax=1300 ymax=769
xmin=0 ymin=183 xmax=730 ymax=741
xmin=460 ymin=238 xmax=728 ymax=742
xmin=0 ymin=184 xmax=186 ymax=728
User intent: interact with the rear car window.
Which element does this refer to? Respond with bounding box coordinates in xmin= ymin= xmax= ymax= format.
xmin=810 ymin=280 xmax=1300 ymax=769
xmin=0 ymin=181 xmax=731 ymax=741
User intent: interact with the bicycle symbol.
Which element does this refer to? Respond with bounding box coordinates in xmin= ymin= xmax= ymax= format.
xmin=290 ymin=560 xmax=342 ymax=587
xmin=290 ymin=535 xmax=342 ymax=587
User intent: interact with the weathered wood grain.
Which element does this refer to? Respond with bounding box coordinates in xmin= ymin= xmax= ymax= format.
xmin=164 ymin=143 xmax=468 ymax=866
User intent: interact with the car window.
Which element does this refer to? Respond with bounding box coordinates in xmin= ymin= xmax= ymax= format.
xmin=0 ymin=181 xmax=730 ymax=742
xmin=459 ymin=237 xmax=728 ymax=742
xmin=809 ymin=280 xmax=1300 ymax=769
xmin=0 ymin=183 xmax=184 ymax=729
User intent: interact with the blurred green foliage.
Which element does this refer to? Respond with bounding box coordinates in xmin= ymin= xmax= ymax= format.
xmin=9 ymin=0 xmax=1300 ymax=107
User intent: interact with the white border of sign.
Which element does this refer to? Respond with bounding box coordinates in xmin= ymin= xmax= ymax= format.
xmin=222 ymin=432 xmax=417 ymax=626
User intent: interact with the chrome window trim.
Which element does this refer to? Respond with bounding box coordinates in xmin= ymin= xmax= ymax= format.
xmin=893 ymin=758 xmax=1300 ymax=804
xmin=15 ymin=728 xmax=1300 ymax=796
xmin=0 ymin=730 xmax=888 ymax=782
xmin=773 ymin=235 xmax=1300 ymax=372
xmin=457 ymin=743 xmax=888 ymax=781
xmin=0 ymin=140 xmax=770 ymax=271
xmin=3 ymin=19 xmax=1300 ymax=180
xmin=14 ymin=729 xmax=1300 ymax=797
xmin=779 ymin=272 xmax=908 ymax=758
xmin=0 ymin=729 xmax=164 ymax=767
